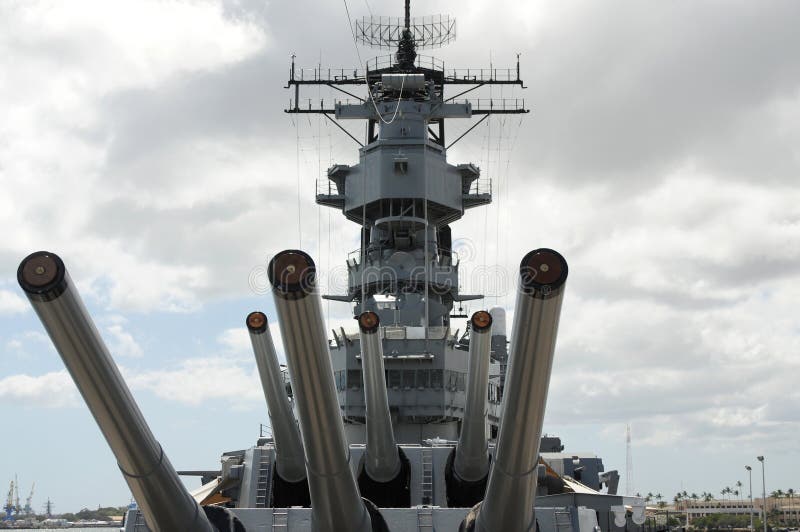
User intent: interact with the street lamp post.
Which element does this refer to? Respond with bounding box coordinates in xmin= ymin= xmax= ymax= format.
xmin=757 ymin=456 xmax=766 ymax=532
xmin=746 ymin=465 xmax=754 ymax=531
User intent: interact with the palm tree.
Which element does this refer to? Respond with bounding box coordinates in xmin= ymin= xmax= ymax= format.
xmin=704 ymin=492 xmax=714 ymax=502
xmin=787 ymin=489 xmax=796 ymax=526
xmin=770 ymin=490 xmax=785 ymax=524
xmin=737 ymin=481 xmax=744 ymax=503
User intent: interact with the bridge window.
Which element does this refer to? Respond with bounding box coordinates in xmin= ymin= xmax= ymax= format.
xmin=388 ymin=370 xmax=402 ymax=389
xmin=347 ymin=370 xmax=362 ymax=390
xmin=416 ymin=369 xmax=430 ymax=388
xmin=431 ymin=369 xmax=443 ymax=389
xmin=402 ymin=370 xmax=415 ymax=389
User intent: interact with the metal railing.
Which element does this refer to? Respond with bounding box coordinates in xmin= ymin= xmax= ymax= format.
xmin=446 ymin=68 xmax=519 ymax=82
xmin=451 ymin=98 xmax=526 ymax=111
xmin=465 ymin=177 xmax=492 ymax=196
xmin=316 ymin=179 xmax=344 ymax=197
xmin=366 ymin=54 xmax=446 ymax=73
xmin=292 ymin=67 xmax=367 ymax=82
xmin=347 ymin=246 xmax=460 ymax=268
xmin=288 ymin=97 xmax=363 ymax=111
xmin=383 ymin=325 xmax=450 ymax=340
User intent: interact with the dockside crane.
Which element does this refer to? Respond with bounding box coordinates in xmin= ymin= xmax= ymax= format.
xmin=3 ymin=480 xmax=14 ymax=521
xmin=23 ymin=482 xmax=35 ymax=516
xmin=13 ymin=475 xmax=20 ymax=516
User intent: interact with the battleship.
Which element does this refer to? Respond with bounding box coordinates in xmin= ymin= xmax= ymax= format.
xmin=16 ymin=2 xmax=647 ymax=531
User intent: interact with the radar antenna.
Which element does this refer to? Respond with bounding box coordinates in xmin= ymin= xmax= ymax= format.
xmin=354 ymin=1 xmax=456 ymax=53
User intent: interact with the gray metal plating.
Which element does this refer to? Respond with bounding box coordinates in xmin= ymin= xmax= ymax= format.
xmin=17 ymin=252 xmax=214 ymax=532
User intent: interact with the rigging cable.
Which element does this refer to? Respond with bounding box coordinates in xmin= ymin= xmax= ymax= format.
xmin=296 ymin=97 xmax=302 ymax=248
xmin=494 ymin=84 xmax=505 ymax=306
xmin=341 ymin=0 xmax=407 ymax=125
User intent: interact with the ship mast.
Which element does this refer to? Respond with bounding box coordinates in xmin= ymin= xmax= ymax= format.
xmin=286 ymin=1 xmax=528 ymax=333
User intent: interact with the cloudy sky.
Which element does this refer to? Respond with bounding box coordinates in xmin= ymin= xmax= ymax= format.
xmin=2 ymin=0 xmax=799 ymax=513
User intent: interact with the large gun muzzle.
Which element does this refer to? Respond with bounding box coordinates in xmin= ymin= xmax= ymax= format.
xmin=454 ymin=310 xmax=492 ymax=482
xmin=268 ymin=250 xmax=375 ymax=532
xmin=470 ymin=248 xmax=568 ymax=532
xmin=358 ymin=311 xmax=401 ymax=482
xmin=246 ymin=311 xmax=307 ymax=484
xmin=17 ymin=252 xmax=215 ymax=532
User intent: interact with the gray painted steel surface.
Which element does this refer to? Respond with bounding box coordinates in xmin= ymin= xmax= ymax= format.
xmin=17 ymin=252 xmax=214 ymax=532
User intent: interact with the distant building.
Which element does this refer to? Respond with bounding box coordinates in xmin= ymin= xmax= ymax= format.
xmin=675 ymin=498 xmax=756 ymax=518
xmin=673 ymin=496 xmax=800 ymax=524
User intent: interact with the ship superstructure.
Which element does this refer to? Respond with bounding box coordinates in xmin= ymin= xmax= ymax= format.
xmin=16 ymin=2 xmax=647 ymax=531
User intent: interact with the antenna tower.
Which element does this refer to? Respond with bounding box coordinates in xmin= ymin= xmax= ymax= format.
xmin=626 ymin=424 xmax=633 ymax=496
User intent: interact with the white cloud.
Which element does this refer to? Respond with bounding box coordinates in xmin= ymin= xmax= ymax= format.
xmin=126 ymin=357 xmax=262 ymax=407
xmin=105 ymin=324 xmax=144 ymax=358
xmin=0 ymin=289 xmax=28 ymax=315
xmin=0 ymin=0 xmax=270 ymax=312
xmin=217 ymin=327 xmax=251 ymax=356
xmin=0 ymin=371 xmax=78 ymax=408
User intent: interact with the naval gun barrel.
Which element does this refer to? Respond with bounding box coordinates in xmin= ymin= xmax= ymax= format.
xmin=454 ymin=310 xmax=493 ymax=483
xmin=357 ymin=311 xmax=401 ymax=483
xmin=246 ymin=311 xmax=307 ymax=483
xmin=17 ymin=252 xmax=215 ymax=532
xmin=268 ymin=250 xmax=377 ymax=532
xmin=470 ymin=248 xmax=568 ymax=532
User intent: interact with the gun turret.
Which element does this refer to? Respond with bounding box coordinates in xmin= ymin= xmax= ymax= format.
xmin=246 ymin=311 xmax=310 ymax=506
xmin=465 ymin=248 xmax=568 ymax=532
xmin=17 ymin=252 xmax=216 ymax=532
xmin=268 ymin=250 xmax=384 ymax=532
xmin=447 ymin=311 xmax=493 ymax=507
xmin=356 ymin=312 xmax=410 ymax=507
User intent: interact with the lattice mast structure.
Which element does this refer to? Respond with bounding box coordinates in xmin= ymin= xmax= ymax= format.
xmin=286 ymin=0 xmax=528 ymax=327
